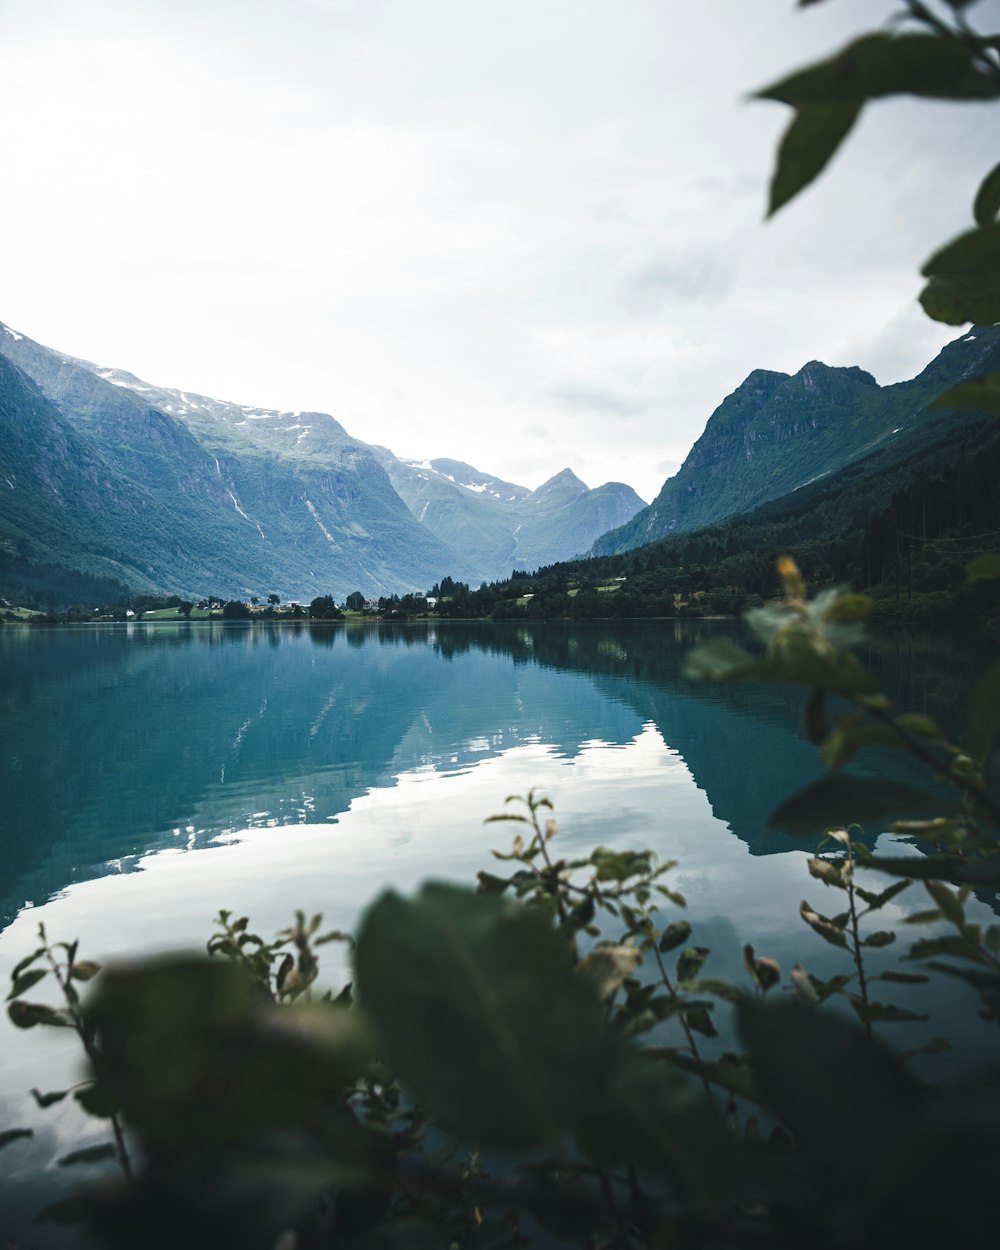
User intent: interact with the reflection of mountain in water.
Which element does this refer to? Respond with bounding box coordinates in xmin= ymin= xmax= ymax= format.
xmin=1 ymin=621 xmax=984 ymax=925
xmin=443 ymin=622 xmax=989 ymax=858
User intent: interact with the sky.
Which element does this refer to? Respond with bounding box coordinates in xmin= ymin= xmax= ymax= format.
xmin=0 ymin=0 xmax=997 ymax=503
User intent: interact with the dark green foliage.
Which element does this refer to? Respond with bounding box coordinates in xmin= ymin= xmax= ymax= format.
xmin=309 ymin=595 xmax=344 ymax=620
xmin=355 ymin=883 xmax=617 ymax=1148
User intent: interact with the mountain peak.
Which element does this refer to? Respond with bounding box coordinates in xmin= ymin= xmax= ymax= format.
xmin=794 ymin=361 xmax=878 ymax=392
xmin=534 ymin=468 xmax=588 ymax=496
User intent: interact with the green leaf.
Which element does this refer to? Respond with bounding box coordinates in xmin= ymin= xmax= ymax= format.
xmin=685 ymin=634 xmax=878 ymax=693
xmin=0 ymin=1127 xmax=33 ymax=1150
xmin=682 ymin=1006 xmax=718 ymax=1038
xmin=864 ymin=853 xmax=1000 ymax=887
xmin=668 ymin=1052 xmax=763 ymax=1104
xmin=590 ymin=847 xmax=657 ymax=883
xmin=966 ymin=658 xmax=1000 ymax=764
xmin=676 ymin=946 xmax=711 ymax=983
xmin=58 ymin=1142 xmax=119 ymax=1167
xmin=475 ymin=871 xmax=510 ymax=895
xmin=856 ymin=878 xmax=912 ymax=910
xmin=88 ymin=957 xmax=371 ymax=1157
xmin=920 ymin=224 xmax=1000 ymax=325
xmin=30 ymin=1087 xmax=71 ymax=1108
xmin=922 ymin=961 xmax=1000 ymax=1004
xmin=743 ymin=945 xmax=781 ymax=993
xmin=354 ymin=883 xmax=617 ymax=1148
xmin=738 ymin=999 xmax=921 ymax=1165
xmin=765 ymin=101 xmax=862 ymax=216
xmin=902 ymin=1035 xmax=951 ymax=1058
xmin=862 ymin=931 xmax=896 ymax=948
xmin=7 ymin=1001 xmax=72 ymax=1029
xmin=687 ymin=977 xmax=746 ymax=1005
xmin=933 ymin=374 xmax=1000 ymax=418
xmin=878 ymin=970 xmax=930 ymax=984
xmin=925 ymin=881 xmax=965 ymax=927
xmin=34 ymin=1197 xmax=93 ymax=1226
xmin=820 ymin=713 xmax=899 ymax=769
xmin=658 ymin=920 xmax=692 ymax=952
xmin=10 ymin=948 xmax=45 ymax=981
xmin=849 ymin=999 xmax=928 ymax=1025
xmin=807 ymin=856 xmax=847 ymax=888
xmin=974 ymin=160 xmax=1000 ymax=228
xmin=756 ymin=32 xmax=996 ymax=105
xmin=800 ymin=900 xmax=849 ymax=949
xmin=905 ymin=935 xmax=987 ymax=964
xmin=70 ymin=960 xmax=101 ymax=982
xmin=578 ymin=945 xmax=642 ymax=1001
xmin=902 ymin=908 xmax=945 ymax=926
xmin=74 ymin=1082 xmax=121 ymax=1119
xmin=823 ymin=593 xmax=874 ymax=623
xmin=7 ymin=967 xmax=48 ymax=1000
xmin=771 ymin=776 xmax=946 ymax=834
xmin=894 ymin=713 xmax=944 ymax=739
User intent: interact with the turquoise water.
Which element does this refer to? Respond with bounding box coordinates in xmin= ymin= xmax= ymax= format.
xmin=0 ymin=619 xmax=993 ymax=1239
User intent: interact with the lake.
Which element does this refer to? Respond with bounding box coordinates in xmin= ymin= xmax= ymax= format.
xmin=0 ymin=618 xmax=995 ymax=1239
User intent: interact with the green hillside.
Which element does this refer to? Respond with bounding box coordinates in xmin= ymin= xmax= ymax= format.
xmin=592 ymin=325 xmax=1000 ymax=556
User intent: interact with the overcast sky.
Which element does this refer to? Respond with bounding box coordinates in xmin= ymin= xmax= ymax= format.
xmin=1 ymin=0 xmax=997 ymax=501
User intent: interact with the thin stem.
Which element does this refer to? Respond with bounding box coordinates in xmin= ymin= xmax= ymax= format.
xmin=39 ymin=927 xmax=133 ymax=1181
xmin=864 ymin=702 xmax=1000 ymax=829
xmin=645 ymin=920 xmax=715 ymax=1106
xmin=527 ymin=800 xmax=572 ymax=931
xmin=844 ymin=846 xmax=872 ymax=1040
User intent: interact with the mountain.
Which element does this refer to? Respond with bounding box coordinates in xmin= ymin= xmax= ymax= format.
xmin=591 ymin=325 xmax=1000 ymax=556
xmin=0 ymin=323 xmax=463 ymax=602
xmin=0 ymin=320 xmax=647 ymax=602
xmin=0 ymin=346 xmax=262 ymax=604
xmin=374 ymin=456 xmax=646 ymax=581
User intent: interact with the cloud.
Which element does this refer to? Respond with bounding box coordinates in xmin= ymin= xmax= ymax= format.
xmin=545 ymin=381 xmax=649 ymax=418
xmin=0 ymin=0 xmax=992 ymax=506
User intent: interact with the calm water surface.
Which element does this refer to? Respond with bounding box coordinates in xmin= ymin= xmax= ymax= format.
xmin=0 ymin=619 xmax=995 ymax=1239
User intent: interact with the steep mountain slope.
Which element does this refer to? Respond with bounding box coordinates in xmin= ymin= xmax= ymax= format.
xmin=0 ymin=350 xmax=270 ymax=604
xmin=592 ymin=324 xmax=1000 ymax=556
xmin=0 ymin=323 xmax=459 ymax=601
xmin=375 ymin=455 xmax=646 ymax=581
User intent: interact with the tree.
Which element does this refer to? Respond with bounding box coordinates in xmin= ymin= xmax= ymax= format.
xmin=345 ymin=590 xmax=366 ymax=611
xmin=309 ymin=595 xmax=343 ymax=620
xmin=267 ymin=593 xmax=280 ymax=607
xmin=221 ymin=600 xmax=250 ymax=619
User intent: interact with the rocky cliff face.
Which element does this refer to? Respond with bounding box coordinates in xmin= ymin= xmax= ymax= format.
xmin=591 ymin=325 xmax=1000 ymax=557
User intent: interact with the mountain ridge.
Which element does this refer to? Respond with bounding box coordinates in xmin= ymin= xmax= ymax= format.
xmin=589 ymin=325 xmax=1000 ymax=557
xmin=0 ymin=319 xmax=646 ymax=600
